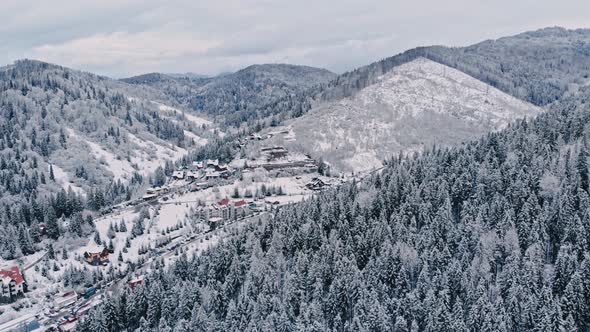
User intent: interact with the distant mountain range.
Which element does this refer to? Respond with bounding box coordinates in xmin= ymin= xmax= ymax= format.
xmin=72 ymin=27 xmax=590 ymax=332
xmin=318 ymin=27 xmax=590 ymax=106
xmin=244 ymin=27 xmax=590 ymax=172
xmin=122 ymin=64 xmax=336 ymax=126
xmin=3 ymin=26 xmax=590 ymax=199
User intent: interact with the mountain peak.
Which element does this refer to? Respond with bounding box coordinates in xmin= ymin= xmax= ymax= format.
xmin=279 ymin=57 xmax=542 ymax=172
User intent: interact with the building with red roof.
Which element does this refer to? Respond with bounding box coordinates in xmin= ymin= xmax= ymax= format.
xmin=0 ymin=266 xmax=26 ymax=303
xmin=128 ymin=276 xmax=144 ymax=290
xmin=84 ymin=248 xmax=110 ymax=266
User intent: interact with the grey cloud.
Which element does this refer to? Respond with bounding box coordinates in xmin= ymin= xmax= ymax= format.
xmin=1 ymin=0 xmax=589 ymax=77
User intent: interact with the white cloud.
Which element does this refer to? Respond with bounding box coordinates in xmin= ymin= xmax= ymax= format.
xmin=2 ymin=0 xmax=590 ymax=77
xmin=28 ymin=29 xmax=220 ymax=77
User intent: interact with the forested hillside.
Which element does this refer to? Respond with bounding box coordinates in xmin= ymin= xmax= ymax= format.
xmin=123 ymin=64 xmax=336 ymax=126
xmin=0 ymin=60 xmax=212 ymax=259
xmin=77 ymin=79 xmax=590 ymax=331
xmin=321 ymin=27 xmax=590 ymax=107
xmin=236 ymin=27 xmax=590 ymax=129
xmin=276 ymin=58 xmax=541 ymax=172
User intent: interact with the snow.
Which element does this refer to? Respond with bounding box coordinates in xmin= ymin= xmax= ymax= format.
xmin=282 ymin=57 xmax=543 ymax=173
xmin=50 ymin=164 xmax=86 ymax=196
xmin=153 ymin=102 xmax=212 ymax=127
xmin=127 ymin=132 xmax=189 ymax=176
xmin=344 ymin=151 xmax=382 ymax=172
xmin=0 ymin=313 xmax=36 ymax=330
xmin=0 ymin=148 xmax=333 ymax=326
xmin=65 ymin=128 xmax=192 ymax=184
xmin=355 ymin=57 xmax=539 ymax=124
xmin=183 ymin=130 xmax=208 ymax=146
xmin=66 ymin=128 xmax=135 ymax=183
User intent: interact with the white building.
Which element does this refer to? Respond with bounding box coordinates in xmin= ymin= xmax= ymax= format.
xmin=206 ymin=159 xmax=219 ymax=168
xmin=0 ymin=267 xmax=26 ymax=303
xmin=196 ymin=199 xmax=251 ymax=224
xmin=186 ymin=170 xmax=201 ymax=180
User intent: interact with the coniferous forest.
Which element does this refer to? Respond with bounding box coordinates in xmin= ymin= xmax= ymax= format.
xmin=77 ymin=84 xmax=590 ymax=331
xmin=2 ymin=23 xmax=590 ymax=332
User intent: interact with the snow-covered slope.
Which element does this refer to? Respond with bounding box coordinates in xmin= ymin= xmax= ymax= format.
xmin=275 ymin=58 xmax=543 ymax=172
xmin=0 ymin=60 xmax=216 ymax=201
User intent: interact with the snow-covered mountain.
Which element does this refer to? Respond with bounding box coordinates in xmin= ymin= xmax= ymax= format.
xmin=0 ymin=60 xmax=215 ymax=202
xmin=123 ymin=63 xmax=336 ymax=126
xmin=268 ymin=58 xmax=542 ymax=172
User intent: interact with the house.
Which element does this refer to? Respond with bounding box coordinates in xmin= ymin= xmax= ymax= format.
xmin=192 ymin=161 xmax=204 ymax=169
xmin=0 ymin=266 xmax=26 ymax=303
xmin=84 ymin=248 xmax=110 ymax=266
xmin=206 ymin=159 xmax=219 ymax=168
xmin=186 ymin=170 xmax=201 ymax=180
xmin=172 ymin=170 xmax=185 ymax=180
xmin=306 ymin=178 xmax=328 ymax=191
xmin=54 ymin=290 xmax=78 ymax=309
xmin=128 ymin=276 xmax=143 ymax=290
xmin=205 ymin=171 xmax=221 ymax=180
xmin=248 ymin=202 xmax=268 ymax=212
xmin=146 ymin=186 xmax=169 ymax=195
xmin=261 ymin=146 xmax=288 ymax=160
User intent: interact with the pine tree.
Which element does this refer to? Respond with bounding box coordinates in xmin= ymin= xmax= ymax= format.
xmin=119 ymin=219 xmax=128 ymax=232
xmin=107 ymin=223 xmax=116 ymax=239
xmin=49 ymin=164 xmax=55 ymax=181
xmin=94 ymin=232 xmax=102 ymax=245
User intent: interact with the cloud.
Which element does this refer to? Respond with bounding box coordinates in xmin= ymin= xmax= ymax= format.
xmin=2 ymin=0 xmax=590 ymax=77
xmin=28 ymin=29 xmax=220 ymax=77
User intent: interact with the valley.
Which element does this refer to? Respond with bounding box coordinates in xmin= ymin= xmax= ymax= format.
xmin=1 ymin=25 xmax=590 ymax=332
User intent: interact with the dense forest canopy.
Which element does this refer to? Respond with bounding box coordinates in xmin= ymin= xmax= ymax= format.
xmin=0 ymin=60 xmax=208 ymax=259
xmin=122 ymin=64 xmax=336 ymax=127
xmin=78 ymin=81 xmax=590 ymax=331
xmin=4 ymin=27 xmax=590 ymax=332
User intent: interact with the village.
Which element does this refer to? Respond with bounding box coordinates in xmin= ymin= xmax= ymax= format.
xmin=0 ymin=140 xmax=345 ymax=332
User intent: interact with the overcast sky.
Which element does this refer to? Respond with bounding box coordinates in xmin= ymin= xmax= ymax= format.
xmin=1 ymin=0 xmax=589 ymax=78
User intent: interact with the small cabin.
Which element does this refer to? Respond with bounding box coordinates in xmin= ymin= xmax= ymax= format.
xmin=84 ymin=248 xmax=110 ymax=266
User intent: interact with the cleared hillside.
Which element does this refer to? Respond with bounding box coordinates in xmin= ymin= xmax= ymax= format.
xmin=269 ymin=58 xmax=542 ymax=172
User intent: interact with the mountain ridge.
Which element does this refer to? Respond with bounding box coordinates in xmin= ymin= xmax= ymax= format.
xmin=265 ymin=57 xmax=542 ymax=172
